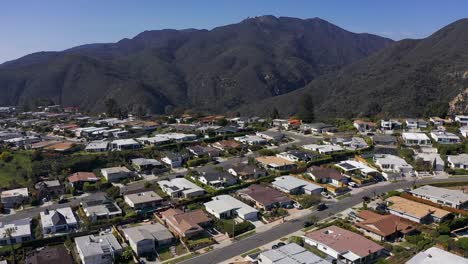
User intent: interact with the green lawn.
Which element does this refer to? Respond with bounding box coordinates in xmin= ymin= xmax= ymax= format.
xmin=165 ymin=253 xmax=194 ymax=264
xmin=235 ymin=230 xmax=256 ymax=240
xmin=0 ymin=151 xmax=32 ymax=188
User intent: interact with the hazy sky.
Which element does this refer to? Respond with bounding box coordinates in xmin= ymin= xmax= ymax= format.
xmin=1 ymin=0 xmax=466 ymax=63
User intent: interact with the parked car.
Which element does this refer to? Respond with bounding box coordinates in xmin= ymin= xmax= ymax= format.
xmin=321 ymin=192 xmax=331 ymax=199
xmin=277 ymin=242 xmax=286 ymax=247
xmin=348 ymin=182 xmax=358 ymax=188
xmin=293 ymin=203 xmax=303 ymax=210
xmin=284 ymin=204 xmax=294 ymax=209
xmin=317 ymin=203 xmax=327 ymax=211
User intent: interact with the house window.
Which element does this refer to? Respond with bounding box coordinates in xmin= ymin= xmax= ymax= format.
xmin=322 ymin=246 xmax=327 ymax=250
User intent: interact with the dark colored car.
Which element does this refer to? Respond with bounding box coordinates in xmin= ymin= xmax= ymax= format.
xmin=317 ymin=203 xmax=327 ymax=211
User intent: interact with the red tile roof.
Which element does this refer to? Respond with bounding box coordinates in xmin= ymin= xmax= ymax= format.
xmin=355 ymin=211 xmax=416 ymax=237
xmin=67 ymin=172 xmax=100 ymax=183
xmin=305 ymin=225 xmax=384 ymax=258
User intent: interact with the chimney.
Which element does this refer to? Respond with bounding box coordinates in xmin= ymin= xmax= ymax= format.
xmin=44 ymin=209 xmax=49 ymax=215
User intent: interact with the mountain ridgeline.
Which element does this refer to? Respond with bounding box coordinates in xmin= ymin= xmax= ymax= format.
xmin=1 ymin=16 xmax=467 ymax=119
xmin=0 ymin=16 xmax=393 ymax=115
xmin=239 ymin=18 xmax=468 ymax=119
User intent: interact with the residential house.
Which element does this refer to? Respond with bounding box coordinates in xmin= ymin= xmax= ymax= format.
xmin=271 ymin=176 xmax=323 ymax=195
xmin=447 ymin=154 xmax=468 ymax=169
xmin=211 ymin=139 xmax=241 ymax=151
xmin=124 ymin=191 xmax=163 ymax=210
xmin=25 ymin=245 xmax=74 ymax=264
xmin=402 ymin=132 xmax=431 ymax=146
xmin=302 ymin=144 xmax=344 ymax=154
xmin=334 ymin=160 xmax=379 ymax=178
xmin=454 ymin=115 xmax=468 ymax=126
xmin=85 ymin=141 xmax=109 ymax=152
xmin=374 ymin=154 xmax=414 ymax=179
xmin=276 ymin=150 xmax=317 ymax=163
xmin=34 ymin=180 xmax=64 ymax=199
xmin=409 ymin=185 xmax=468 ymax=209
xmin=406 ymin=247 xmax=467 ymax=264
xmin=303 ymin=225 xmax=385 ymax=264
xmin=355 ymin=210 xmax=416 ymax=241
xmin=122 ymin=223 xmax=173 ymax=256
xmin=100 ymin=167 xmax=132 ymax=182
xmin=406 ymin=118 xmax=427 ymax=130
xmin=0 ymin=218 xmax=32 ymax=245
xmin=161 ymin=152 xmax=186 ymax=168
xmin=204 ymin=195 xmax=258 ymax=221
xmin=160 ymin=209 xmax=212 ymax=239
xmin=196 ymin=171 xmax=238 ymax=188
xmin=272 ymin=119 xmax=288 ymax=129
xmin=136 ymin=136 xmax=171 ymax=146
xmin=353 ymin=120 xmax=376 ymax=132
xmin=430 ymin=131 xmax=461 ymax=144
xmin=228 ymin=163 xmax=267 ymax=181
xmin=386 ymin=196 xmax=451 ymax=223
xmin=74 ymin=233 xmax=122 ymax=264
xmin=215 ymin=126 xmax=242 ymax=135
xmin=238 ymin=184 xmax=293 ymax=210
xmin=1 ymin=188 xmax=29 ymax=208
xmin=255 ymin=156 xmax=297 ymax=171
xmin=414 ymin=149 xmax=444 ymax=172
xmin=371 ymin=135 xmax=397 ymax=146
xmin=67 ymin=172 xmax=100 ymax=189
xmin=81 ymin=198 xmax=122 ymax=222
xmin=257 ymin=243 xmax=331 ymax=264
xmin=40 ymin=207 xmax=78 ymax=235
xmin=460 ymin=127 xmax=468 ymax=138
xmin=300 ymin=123 xmax=337 ymax=134
xmin=157 ymin=178 xmax=205 ymax=199
xmin=307 ymin=166 xmax=348 ymax=186
xmin=187 ymin=145 xmax=220 ymax=158
xmin=380 ymin=119 xmax=402 ymax=132
xmin=341 ymin=137 xmax=369 ymax=150
xmin=429 ymin=117 xmax=447 ymax=126
xmin=256 ymin=130 xmax=285 ymax=142
xmin=110 ymin=139 xmax=140 ymax=151
xmin=234 ymin=135 xmax=267 ymax=145
xmin=131 ymin=158 xmax=165 ymax=173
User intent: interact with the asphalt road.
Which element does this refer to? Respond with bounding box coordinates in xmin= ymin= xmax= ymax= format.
xmin=180 ymin=177 xmax=467 ymax=264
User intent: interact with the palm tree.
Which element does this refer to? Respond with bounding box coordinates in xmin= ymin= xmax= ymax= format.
xmin=4 ymin=227 xmax=16 ymax=263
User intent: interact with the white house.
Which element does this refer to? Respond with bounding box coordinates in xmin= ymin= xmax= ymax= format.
xmin=447 ymin=154 xmax=468 ymax=169
xmin=0 ymin=218 xmax=32 ymax=245
xmin=122 ymin=223 xmax=173 ymax=256
xmin=110 ymin=139 xmax=141 ymax=151
xmin=430 ymin=131 xmax=461 ymax=144
xmin=1 ymin=188 xmax=29 ymax=208
xmin=455 ymin=115 xmax=468 ymax=126
xmin=407 ymin=247 xmax=467 ymax=264
xmin=204 ymin=195 xmax=258 ymax=221
xmin=257 ymin=243 xmax=331 ymax=264
xmin=85 ymin=141 xmax=109 ymax=152
xmin=234 ymin=135 xmax=267 ymax=145
xmin=161 ymin=153 xmax=184 ymax=168
xmin=100 ymin=167 xmax=132 ymax=182
xmin=124 ymin=191 xmax=163 ymax=210
xmin=271 ymin=176 xmax=323 ymax=195
xmin=40 ymin=207 xmax=78 ymax=235
xmin=157 ymin=178 xmax=205 ymax=199
xmin=374 ymin=154 xmax=414 ymax=179
xmin=75 ymin=233 xmax=122 ymax=264
xmin=302 ymin=144 xmax=344 ymax=154
xmin=402 ymin=132 xmax=431 ymax=146
xmin=409 ymin=185 xmax=468 ymax=209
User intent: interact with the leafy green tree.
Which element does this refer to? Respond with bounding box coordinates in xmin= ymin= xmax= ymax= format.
xmin=106 ymin=186 xmax=121 ymax=199
xmin=457 ymin=237 xmax=468 ymax=251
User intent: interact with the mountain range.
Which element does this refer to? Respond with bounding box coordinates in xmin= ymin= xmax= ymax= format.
xmin=0 ymin=16 xmax=467 ymax=119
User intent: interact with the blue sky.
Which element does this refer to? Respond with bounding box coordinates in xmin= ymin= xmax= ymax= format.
xmin=1 ymin=0 xmax=466 ymax=63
